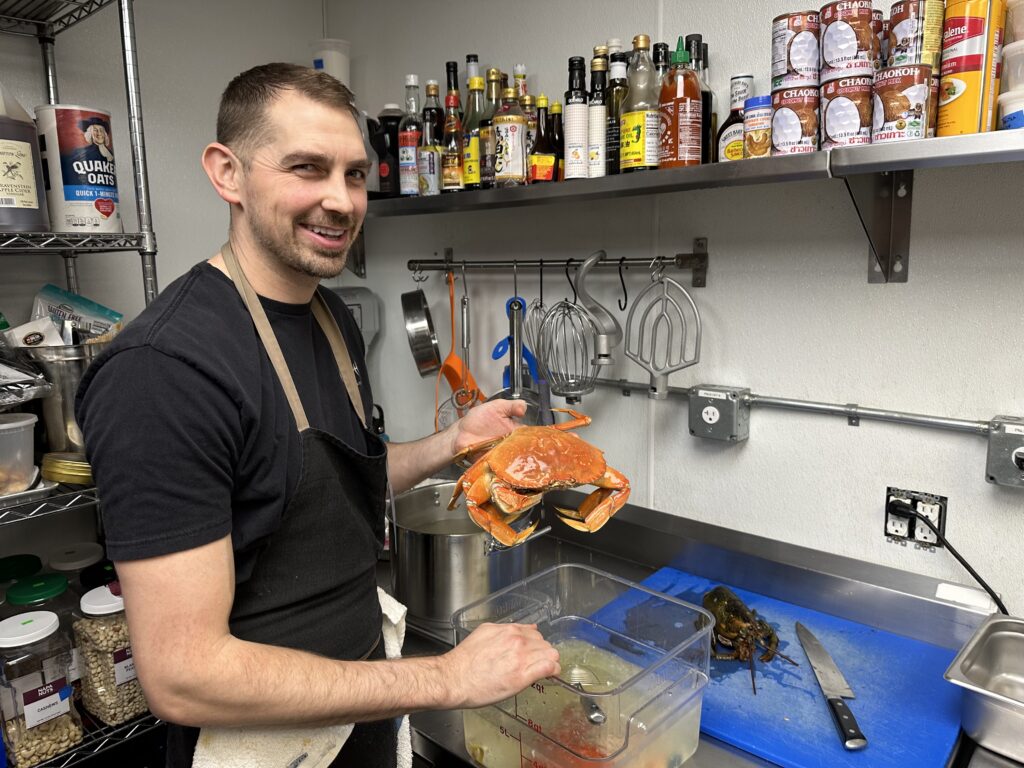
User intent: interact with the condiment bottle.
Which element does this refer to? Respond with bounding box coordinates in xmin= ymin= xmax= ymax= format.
xmin=563 ymin=56 xmax=589 ymax=180
xmin=465 ymin=54 xmax=480 ymax=86
xmin=513 ymin=63 xmax=528 ymax=98
xmin=653 ymin=42 xmax=671 ymax=80
xmin=588 ymin=57 xmax=608 ymax=178
xmin=493 ymin=87 xmax=527 ymax=187
xmin=398 ymin=74 xmax=423 ymax=196
xmin=441 ymin=91 xmax=464 ymax=192
xmin=462 ymin=76 xmax=484 ymax=190
xmin=478 ymin=68 xmax=502 ymax=189
xmin=417 ymin=80 xmax=443 ymax=196
xmin=685 ymin=34 xmax=715 ymax=164
xmin=445 ymin=61 xmax=463 ymax=120
xmin=528 ymin=94 xmax=557 ymax=183
xmin=658 ymin=37 xmax=702 ymax=168
xmin=376 ymin=103 xmax=404 ymax=197
xmin=549 ymin=100 xmax=565 ymax=180
xmin=716 ymin=74 xmax=754 ymax=163
xmin=520 ymin=94 xmax=538 ymax=155
xmin=605 ymin=52 xmax=629 ymax=175
xmin=620 ymin=34 xmax=660 ymax=172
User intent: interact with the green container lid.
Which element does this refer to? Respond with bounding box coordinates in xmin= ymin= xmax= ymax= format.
xmin=6 ymin=573 xmax=69 ymax=606
xmin=0 ymin=554 xmax=43 ymax=583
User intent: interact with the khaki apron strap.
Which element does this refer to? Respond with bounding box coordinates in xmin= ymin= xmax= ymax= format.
xmin=311 ymin=293 xmax=367 ymax=429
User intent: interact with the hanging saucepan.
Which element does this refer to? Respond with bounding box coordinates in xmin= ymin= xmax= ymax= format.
xmin=401 ymin=289 xmax=441 ymax=377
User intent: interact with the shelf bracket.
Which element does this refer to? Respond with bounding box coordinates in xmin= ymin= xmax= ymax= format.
xmin=843 ymin=170 xmax=913 ymax=284
xmin=675 ymin=237 xmax=708 ymax=288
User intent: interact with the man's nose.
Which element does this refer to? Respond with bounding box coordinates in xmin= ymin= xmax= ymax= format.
xmin=322 ymin=175 xmax=356 ymax=216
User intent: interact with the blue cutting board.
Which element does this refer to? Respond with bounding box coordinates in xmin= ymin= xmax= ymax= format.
xmin=635 ymin=568 xmax=962 ymax=768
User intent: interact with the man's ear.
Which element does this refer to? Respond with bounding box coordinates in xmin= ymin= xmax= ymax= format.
xmin=202 ymin=142 xmax=244 ymax=205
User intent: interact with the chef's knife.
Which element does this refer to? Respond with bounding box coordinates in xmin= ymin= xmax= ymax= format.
xmin=795 ymin=622 xmax=867 ymax=751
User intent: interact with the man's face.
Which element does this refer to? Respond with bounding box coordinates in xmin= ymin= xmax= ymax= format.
xmin=237 ymin=90 xmax=369 ymax=280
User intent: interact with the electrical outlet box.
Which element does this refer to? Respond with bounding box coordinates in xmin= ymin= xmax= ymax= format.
xmin=689 ymin=386 xmax=750 ymax=442
xmin=986 ymin=416 xmax=1024 ymax=488
xmin=885 ymin=487 xmax=947 ymax=549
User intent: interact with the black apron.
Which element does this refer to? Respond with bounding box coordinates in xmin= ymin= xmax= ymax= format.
xmin=166 ymin=242 xmax=397 ymax=768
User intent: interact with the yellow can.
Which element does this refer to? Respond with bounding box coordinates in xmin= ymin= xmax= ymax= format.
xmin=937 ymin=0 xmax=1007 ymax=135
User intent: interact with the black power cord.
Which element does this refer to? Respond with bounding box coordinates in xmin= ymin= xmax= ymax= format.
xmin=888 ymin=501 xmax=1009 ymax=616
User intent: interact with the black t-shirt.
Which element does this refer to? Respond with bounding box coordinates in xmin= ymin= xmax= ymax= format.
xmin=76 ymin=262 xmax=374 ymax=583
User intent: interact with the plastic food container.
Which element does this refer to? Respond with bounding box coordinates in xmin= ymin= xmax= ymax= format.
xmin=74 ymin=586 xmax=146 ymax=725
xmin=453 ymin=564 xmax=713 ymax=768
xmin=2 ymin=575 xmax=81 ymax=700
xmin=0 ymin=611 xmax=84 ymax=767
xmin=999 ymin=91 xmax=1024 ymax=130
xmin=0 ymin=414 xmax=37 ymax=496
xmin=1003 ymin=40 xmax=1024 ymax=94
xmin=47 ymin=543 xmax=104 ymax=598
xmin=1008 ymin=0 xmax=1024 ymax=43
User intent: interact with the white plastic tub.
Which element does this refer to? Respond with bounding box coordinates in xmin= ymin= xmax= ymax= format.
xmin=1003 ymin=40 xmax=1024 ymax=94
xmin=998 ymin=90 xmax=1024 ymax=129
xmin=0 ymin=413 xmax=37 ymax=496
xmin=1008 ymin=0 xmax=1024 ymax=43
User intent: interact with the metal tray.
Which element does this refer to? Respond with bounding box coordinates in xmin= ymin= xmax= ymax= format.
xmin=0 ymin=477 xmax=58 ymax=510
xmin=945 ymin=614 xmax=1024 ymax=762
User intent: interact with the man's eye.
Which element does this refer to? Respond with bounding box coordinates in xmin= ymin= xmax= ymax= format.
xmin=347 ymin=168 xmax=367 ymax=181
xmin=293 ymin=164 xmax=320 ymax=173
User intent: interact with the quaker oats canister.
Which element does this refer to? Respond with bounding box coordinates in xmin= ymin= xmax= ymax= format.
xmin=772 ymin=11 xmax=821 ymax=89
xmin=820 ymin=0 xmax=883 ymax=81
xmin=34 ymin=105 xmax=122 ymax=233
xmin=821 ymin=76 xmax=873 ymax=147
xmin=872 ymin=64 xmax=933 ymax=142
xmin=771 ymin=87 xmax=821 ymax=154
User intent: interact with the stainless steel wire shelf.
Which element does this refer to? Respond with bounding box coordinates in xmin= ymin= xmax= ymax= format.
xmin=36 ymin=713 xmax=163 ymax=767
xmin=0 ymin=487 xmax=98 ymax=527
xmin=0 ymin=232 xmax=147 ymax=253
xmin=0 ymin=0 xmax=116 ymax=36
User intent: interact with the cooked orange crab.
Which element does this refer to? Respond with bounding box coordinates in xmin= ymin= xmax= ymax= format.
xmin=448 ymin=409 xmax=630 ymax=547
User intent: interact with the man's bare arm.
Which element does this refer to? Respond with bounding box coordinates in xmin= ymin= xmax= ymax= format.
xmin=119 ymin=534 xmax=558 ymax=727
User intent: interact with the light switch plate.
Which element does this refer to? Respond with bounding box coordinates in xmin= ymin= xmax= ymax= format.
xmin=986 ymin=416 xmax=1024 ymax=488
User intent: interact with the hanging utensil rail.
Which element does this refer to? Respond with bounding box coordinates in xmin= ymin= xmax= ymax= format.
xmin=406 ymin=239 xmax=709 ymax=288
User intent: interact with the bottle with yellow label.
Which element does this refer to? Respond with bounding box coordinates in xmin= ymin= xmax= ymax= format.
xmin=493 ymin=87 xmax=528 ymax=187
xmin=620 ymin=34 xmax=660 ymax=172
xmin=462 ymin=76 xmax=484 ymax=189
xmin=528 ymin=94 xmax=557 ymax=183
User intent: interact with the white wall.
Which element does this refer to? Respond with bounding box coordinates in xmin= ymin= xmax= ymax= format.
xmin=329 ymin=0 xmax=1024 ymax=608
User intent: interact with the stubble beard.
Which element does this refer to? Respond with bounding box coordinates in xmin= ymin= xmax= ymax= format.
xmin=248 ymin=204 xmax=359 ymax=280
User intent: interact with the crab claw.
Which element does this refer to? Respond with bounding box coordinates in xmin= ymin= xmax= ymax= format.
xmin=553 ymin=467 xmax=630 ymax=533
xmin=468 ymin=501 xmax=539 ymax=547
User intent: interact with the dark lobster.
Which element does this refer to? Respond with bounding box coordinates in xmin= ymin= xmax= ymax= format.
xmin=702 ymin=585 xmax=798 ymax=694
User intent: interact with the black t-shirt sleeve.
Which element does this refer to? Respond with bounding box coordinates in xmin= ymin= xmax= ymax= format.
xmin=80 ymin=345 xmax=242 ymax=561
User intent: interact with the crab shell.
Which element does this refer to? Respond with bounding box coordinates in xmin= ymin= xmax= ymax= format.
xmin=485 ymin=427 xmax=606 ymax=497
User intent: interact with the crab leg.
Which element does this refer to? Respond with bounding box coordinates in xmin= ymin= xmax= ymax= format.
xmin=549 ymin=408 xmax=592 ymax=432
xmin=459 ymin=466 xmax=539 ymax=547
xmin=447 ymin=453 xmax=489 ymax=509
xmin=555 ymin=466 xmax=630 ymax=533
xmin=450 ymin=434 xmax=511 ymax=466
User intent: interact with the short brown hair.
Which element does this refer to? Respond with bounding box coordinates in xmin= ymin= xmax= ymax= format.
xmin=216 ymin=63 xmax=358 ymax=155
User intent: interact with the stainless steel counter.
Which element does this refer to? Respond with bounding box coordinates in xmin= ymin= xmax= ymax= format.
xmin=389 ymin=491 xmax=1006 ymax=767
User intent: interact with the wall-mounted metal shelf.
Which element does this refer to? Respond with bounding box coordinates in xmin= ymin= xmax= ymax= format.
xmin=0 ymin=0 xmax=117 ymax=36
xmin=0 ymin=487 xmax=98 ymax=528
xmin=366 ymin=132 xmax=1024 ymax=284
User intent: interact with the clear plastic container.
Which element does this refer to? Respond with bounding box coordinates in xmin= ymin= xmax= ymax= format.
xmin=1003 ymin=40 xmax=1024 ymax=95
xmin=0 ymin=611 xmax=84 ymax=767
xmin=0 ymin=414 xmax=37 ymax=496
xmin=2 ymin=576 xmax=81 ymax=701
xmin=74 ymin=586 xmax=147 ymax=725
xmin=453 ymin=564 xmax=713 ymax=768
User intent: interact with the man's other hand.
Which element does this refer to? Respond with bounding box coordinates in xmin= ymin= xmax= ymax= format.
xmin=449 ymin=399 xmax=526 ymax=457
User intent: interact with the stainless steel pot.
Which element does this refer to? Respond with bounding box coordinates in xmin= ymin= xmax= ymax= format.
xmin=23 ymin=342 xmax=108 ymax=452
xmin=390 ymin=481 xmax=529 ymax=640
xmin=400 ymin=289 xmax=441 ymax=377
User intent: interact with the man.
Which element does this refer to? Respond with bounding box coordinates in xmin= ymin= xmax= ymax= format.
xmin=76 ymin=63 xmax=559 ymax=767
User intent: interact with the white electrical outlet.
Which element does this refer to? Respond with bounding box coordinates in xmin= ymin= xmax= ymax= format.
xmin=886 ymin=495 xmax=911 ymax=538
xmin=915 ymin=502 xmax=941 ymax=545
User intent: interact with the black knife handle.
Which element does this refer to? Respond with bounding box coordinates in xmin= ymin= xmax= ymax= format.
xmin=827 ymin=696 xmax=867 ymax=751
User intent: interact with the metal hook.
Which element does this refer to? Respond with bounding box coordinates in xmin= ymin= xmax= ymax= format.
xmin=460 ymin=262 xmax=468 ymax=298
xmin=649 ymin=256 xmax=665 ymax=283
xmin=539 ymin=258 xmax=544 ymax=304
xmin=617 ymin=257 xmax=628 ymax=311
xmin=565 ymin=258 xmax=578 ymax=304
xmin=513 ymin=259 xmax=519 ymax=298
xmin=412 ymin=267 xmax=427 ymax=283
